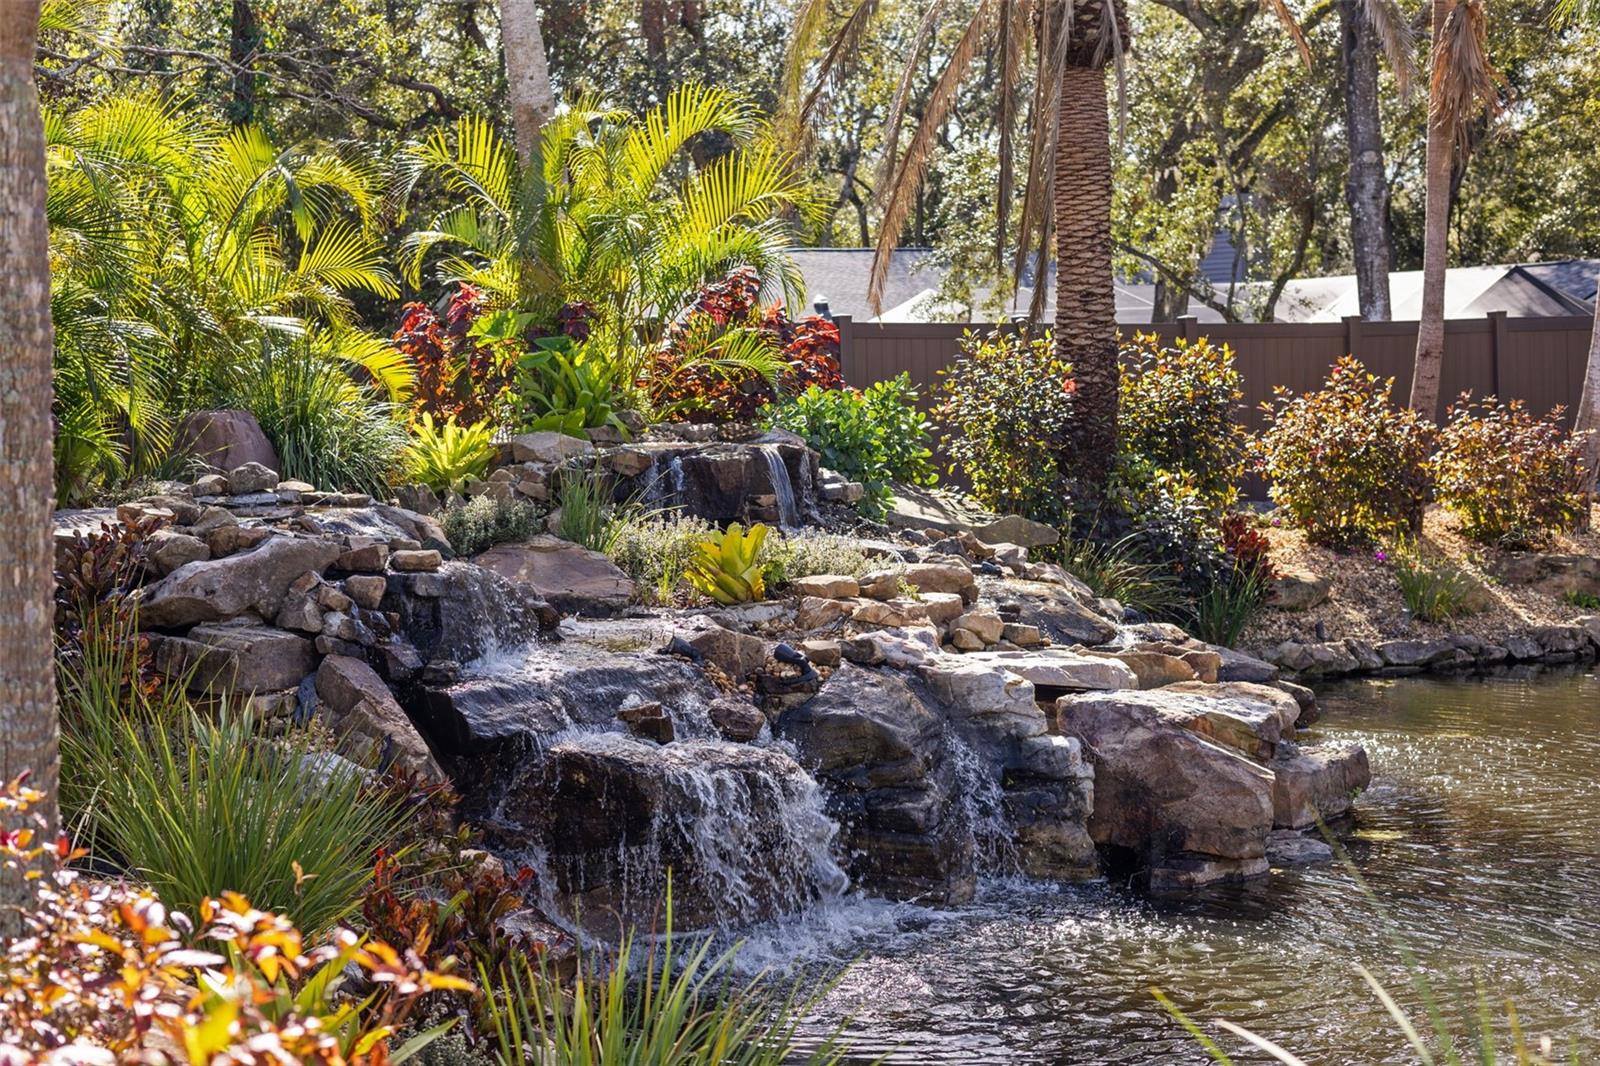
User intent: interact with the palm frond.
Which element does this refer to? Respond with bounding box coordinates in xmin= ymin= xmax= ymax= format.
xmin=1361 ymin=0 xmax=1420 ymax=97
xmin=1431 ymin=0 xmax=1505 ymax=159
xmin=871 ymin=0 xmax=948 ymax=208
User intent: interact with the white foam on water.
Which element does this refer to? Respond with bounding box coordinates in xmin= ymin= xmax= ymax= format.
xmin=760 ymin=444 xmax=801 ymax=528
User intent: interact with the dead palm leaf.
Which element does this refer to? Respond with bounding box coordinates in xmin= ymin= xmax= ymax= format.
xmin=1431 ymin=0 xmax=1505 ymax=160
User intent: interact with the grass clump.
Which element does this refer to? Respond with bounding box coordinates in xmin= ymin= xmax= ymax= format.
xmin=1390 ymin=543 xmax=1480 ymax=623
xmin=1187 ymin=563 xmax=1270 ymax=648
xmin=442 ymin=495 xmax=544 ymax=557
xmin=1058 ymin=534 xmax=1184 ymax=619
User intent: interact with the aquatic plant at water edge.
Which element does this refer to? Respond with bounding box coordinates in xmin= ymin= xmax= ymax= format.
xmin=441 ymin=495 xmax=545 ymax=557
xmin=404 ymin=413 xmax=500 ymax=495
xmin=482 ymin=893 xmax=852 ymax=1066
xmin=687 ymin=522 xmax=770 ymax=605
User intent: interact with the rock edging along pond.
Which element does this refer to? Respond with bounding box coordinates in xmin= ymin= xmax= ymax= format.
xmin=1256 ymin=621 xmax=1600 ymax=682
xmin=64 ymin=437 xmax=1372 ymax=934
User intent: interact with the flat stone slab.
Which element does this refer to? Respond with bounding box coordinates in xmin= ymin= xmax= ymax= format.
xmin=474 ymin=536 xmax=636 ymax=616
xmin=953 ymin=649 xmax=1138 ymax=692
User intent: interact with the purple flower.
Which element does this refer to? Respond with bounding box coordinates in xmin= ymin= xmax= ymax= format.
xmin=1374 ymin=549 xmax=1388 ymax=562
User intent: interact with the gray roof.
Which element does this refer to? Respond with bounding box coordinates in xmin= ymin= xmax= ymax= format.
xmin=783 ymin=247 xmax=938 ymax=322
xmin=1514 ymin=259 xmax=1600 ymax=307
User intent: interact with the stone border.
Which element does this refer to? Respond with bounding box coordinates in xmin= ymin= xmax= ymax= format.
xmin=1252 ymin=618 xmax=1600 ymax=682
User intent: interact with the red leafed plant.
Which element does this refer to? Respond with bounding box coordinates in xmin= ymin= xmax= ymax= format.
xmin=1219 ymin=511 xmax=1277 ymax=581
xmin=648 ymin=267 xmax=843 ymax=422
xmin=393 ymin=284 xmax=516 ymax=424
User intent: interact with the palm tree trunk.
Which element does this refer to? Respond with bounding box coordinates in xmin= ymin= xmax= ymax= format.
xmin=500 ymin=0 xmax=555 ymax=166
xmin=0 ymin=0 xmax=60 ymax=906
xmin=1576 ymin=303 xmax=1600 ymax=500
xmin=1340 ymin=0 xmax=1394 ymax=322
xmin=1409 ymin=0 xmax=1454 ymax=418
xmin=1054 ymin=64 xmax=1120 ymax=495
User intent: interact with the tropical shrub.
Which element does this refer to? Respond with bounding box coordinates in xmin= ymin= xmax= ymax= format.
xmin=1218 ymin=512 xmax=1276 ymax=582
xmin=687 ymin=522 xmax=770 ymax=604
xmin=393 ymin=283 xmax=516 ymax=424
xmin=1119 ymin=333 xmax=1247 ymax=510
xmin=1431 ymin=395 xmax=1586 ymax=548
xmin=47 ymin=94 xmax=408 ymax=501
xmin=404 ymin=414 xmax=499 ymax=495
xmin=762 ymin=374 xmax=936 ymax=516
xmin=1254 ymin=358 xmax=1436 ymax=549
xmin=513 ymin=336 xmax=631 ymax=436
xmin=649 ymin=266 xmax=843 ymax=422
xmin=0 ymin=778 xmax=464 ymax=1064
xmin=401 ymin=87 xmax=814 ymax=396
xmin=440 ymin=495 xmax=544 ymax=557
xmin=938 ymin=328 xmax=1075 ymax=526
xmin=482 ymin=894 xmax=850 ymax=1066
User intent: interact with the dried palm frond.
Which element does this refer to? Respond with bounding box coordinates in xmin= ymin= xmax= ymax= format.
xmin=1259 ymin=0 xmax=1315 ymax=69
xmin=870 ymin=0 xmax=949 ymax=211
xmin=995 ymin=0 xmax=1025 ymax=271
xmin=1361 ymin=0 xmax=1420 ymax=98
xmin=795 ymin=0 xmax=881 ymax=131
xmin=868 ymin=0 xmax=999 ymax=312
xmin=1430 ymin=0 xmax=1505 ymax=159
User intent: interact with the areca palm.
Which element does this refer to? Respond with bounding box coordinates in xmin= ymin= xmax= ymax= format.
xmin=785 ymin=0 xmax=1307 ymax=498
xmin=400 ymin=84 xmax=814 ymax=387
xmin=47 ymin=93 xmax=408 ymax=498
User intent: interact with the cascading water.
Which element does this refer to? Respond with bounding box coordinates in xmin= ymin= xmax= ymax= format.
xmin=760 ymin=444 xmax=801 ymax=528
xmin=948 ymin=735 xmax=1019 ymax=875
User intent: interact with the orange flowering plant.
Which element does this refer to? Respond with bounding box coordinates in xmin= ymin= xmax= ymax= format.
xmin=0 ymin=777 xmax=470 ymax=1065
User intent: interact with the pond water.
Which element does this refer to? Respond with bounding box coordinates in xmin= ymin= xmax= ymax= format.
xmin=772 ymin=667 xmax=1600 ymax=1064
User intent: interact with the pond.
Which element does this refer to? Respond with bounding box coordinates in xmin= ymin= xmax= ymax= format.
xmin=773 ymin=667 xmax=1600 ymax=1064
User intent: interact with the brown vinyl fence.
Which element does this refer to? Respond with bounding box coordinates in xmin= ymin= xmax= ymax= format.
xmin=837 ymin=311 xmax=1594 ymax=429
xmin=836 ymin=311 xmax=1595 ymax=497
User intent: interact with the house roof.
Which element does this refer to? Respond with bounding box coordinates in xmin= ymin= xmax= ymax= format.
xmin=1262 ymin=263 xmax=1595 ymax=321
xmin=783 ymin=247 xmax=938 ymax=323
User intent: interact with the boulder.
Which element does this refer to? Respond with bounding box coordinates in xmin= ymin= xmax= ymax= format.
xmin=474 ymin=536 xmax=635 ymax=615
xmin=138 ymin=536 xmax=342 ymax=628
xmin=508 ymin=431 xmax=595 ymax=465
xmin=1489 ymin=552 xmax=1600 ymax=600
xmin=227 ymin=461 xmax=280 ymax=495
xmin=991 ymin=579 xmax=1118 ymax=647
xmin=1269 ymin=743 xmax=1371 ymax=829
xmin=796 ymin=595 xmax=853 ymax=631
xmin=708 ymin=696 xmax=766 ymax=742
xmin=974 ymin=514 xmax=1059 ymax=550
xmin=852 ymin=598 xmax=932 ymax=628
xmin=391 ymin=549 xmax=443 ymax=573
xmin=898 ymin=562 xmax=978 ymax=604
xmin=1056 ymin=690 xmax=1276 ymax=888
xmin=151 ymin=623 xmax=315 ymax=695
xmin=1128 ymin=682 xmax=1297 ymax=761
xmin=1266 ymin=566 xmax=1331 ymax=611
xmin=792 ymin=574 xmax=860 ymax=600
xmin=147 ymin=530 xmax=211 ymax=576
xmin=1375 ymin=638 xmax=1459 ymax=668
xmin=174 ymin=410 xmax=279 ymax=474
xmin=1266 ymin=640 xmax=1361 ymax=678
xmin=952 ymin=649 xmax=1138 ymax=693
xmin=315 ymin=656 xmax=445 ymax=781
xmin=917 ymin=657 xmax=1048 ymax=743
xmin=386 ymin=561 xmax=557 ymax=666
xmin=510 ymin=734 xmax=845 ymax=934
xmin=800 ymin=639 xmax=842 ymax=667
xmin=684 ymin=623 xmax=769 ymax=681
xmin=952 ymin=609 xmax=1005 ymax=645
xmin=1214 ymin=646 xmax=1280 ymax=684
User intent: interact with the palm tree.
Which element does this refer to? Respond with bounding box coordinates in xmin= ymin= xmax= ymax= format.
xmin=47 ymin=94 xmax=409 ymax=498
xmin=1407 ymin=0 xmax=1501 ymax=418
xmin=401 ymin=84 xmax=813 ymax=386
xmin=499 ymin=0 xmax=556 ymax=164
xmin=785 ymin=0 xmax=1307 ymax=498
xmin=1555 ymin=0 xmax=1599 ymax=499
xmin=1 ymin=0 xmax=61 ymax=883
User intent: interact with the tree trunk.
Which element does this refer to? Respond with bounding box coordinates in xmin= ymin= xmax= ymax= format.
xmin=500 ymin=0 xmax=555 ymax=166
xmin=228 ymin=0 xmax=259 ymax=125
xmin=1409 ymin=0 xmax=1453 ymax=418
xmin=1340 ymin=0 xmax=1393 ymax=322
xmin=0 ymin=0 xmax=60 ymax=902
xmin=1054 ymin=63 xmax=1120 ymax=495
xmin=1576 ymin=303 xmax=1600 ymax=499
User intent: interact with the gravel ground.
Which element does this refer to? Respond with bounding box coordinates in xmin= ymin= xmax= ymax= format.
xmin=1242 ymin=503 xmax=1600 ymax=647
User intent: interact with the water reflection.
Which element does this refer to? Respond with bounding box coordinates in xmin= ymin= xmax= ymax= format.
xmin=788 ymin=668 xmax=1600 ymax=1064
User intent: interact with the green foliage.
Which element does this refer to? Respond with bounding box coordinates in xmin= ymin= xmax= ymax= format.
xmin=938 ymin=328 xmax=1076 ymax=526
xmin=62 ymin=693 xmax=406 ymax=934
xmin=1187 ymin=563 xmax=1270 ymax=647
xmin=1058 ymin=534 xmax=1185 ymax=620
xmin=758 ymin=528 xmax=889 ymax=586
xmin=401 ymin=86 xmax=816 ymax=392
xmin=556 ymin=467 xmax=632 ymax=554
xmin=404 ymin=414 xmax=499 ymax=495
xmin=1119 ymin=333 xmax=1247 ymax=510
xmin=761 ymin=373 xmax=936 ymax=516
xmin=607 ymin=515 xmax=719 ymax=605
xmin=513 ymin=337 xmax=629 ymax=436
xmin=1390 ymin=543 xmax=1479 ymax=623
xmin=1254 ymin=358 xmax=1437 ymax=549
xmin=1562 ymin=590 xmax=1600 ymax=610
xmin=440 ymin=495 xmax=544 ymax=558
xmin=46 ymin=93 xmax=408 ymax=501
xmin=1431 ymin=396 xmax=1587 ymax=549
xmin=233 ymin=340 xmax=408 ymax=495
xmin=687 ymin=522 xmax=770 ymax=605
xmin=482 ymin=894 xmax=851 ymax=1066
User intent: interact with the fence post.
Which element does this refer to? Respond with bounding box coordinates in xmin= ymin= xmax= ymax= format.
xmin=1343 ymin=315 xmax=1363 ymax=358
xmin=1178 ymin=315 xmax=1199 ymax=343
xmin=834 ymin=314 xmax=854 ymax=386
xmin=1487 ymin=309 xmax=1507 ymax=398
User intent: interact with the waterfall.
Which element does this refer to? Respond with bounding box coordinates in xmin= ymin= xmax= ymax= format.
xmin=949 ymin=735 xmax=1018 ymax=875
xmin=760 ymin=445 xmax=801 ymax=528
xmin=642 ymin=454 xmax=688 ymax=512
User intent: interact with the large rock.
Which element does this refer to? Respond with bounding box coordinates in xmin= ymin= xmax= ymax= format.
xmin=974 ymin=514 xmax=1059 ymax=550
xmin=137 ymin=535 xmax=342 ymax=628
xmin=174 ymin=410 xmax=279 ymax=473
xmin=508 ymin=431 xmax=595 ymax=465
xmin=1266 ymin=566 xmax=1331 ymax=611
xmin=621 ymin=439 xmax=822 ymax=527
xmin=150 ymin=623 xmax=314 ymax=695
xmin=1489 ymin=553 xmax=1600 ymax=600
xmin=474 ymin=536 xmax=636 ymax=616
xmin=511 ymin=734 xmax=846 ymax=934
xmin=315 ymin=656 xmax=444 ymax=782
xmin=989 ymin=579 xmax=1119 ymax=646
xmin=1269 ymin=743 xmax=1371 ymax=829
xmin=951 ymin=648 xmax=1137 ymax=693
xmin=1056 ymin=690 xmax=1276 ymax=889
xmin=1266 ymin=640 xmax=1362 ymax=678
xmin=386 ymin=561 xmax=558 ymax=666
xmin=1137 ymin=681 xmax=1299 ymax=761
